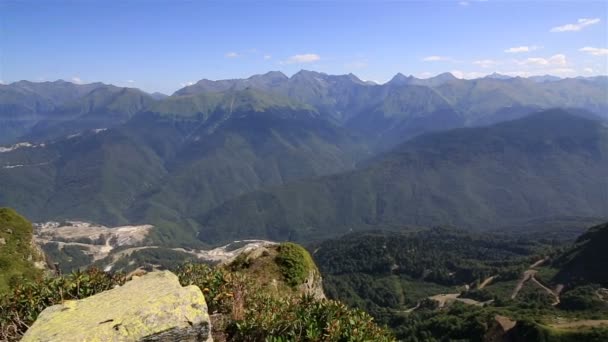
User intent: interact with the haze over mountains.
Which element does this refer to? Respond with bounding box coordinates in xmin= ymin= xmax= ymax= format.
xmin=0 ymin=71 xmax=607 ymax=244
xmin=200 ymin=111 xmax=608 ymax=242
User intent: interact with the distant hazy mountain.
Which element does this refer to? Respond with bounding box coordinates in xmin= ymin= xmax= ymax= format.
xmin=171 ymin=71 xmax=608 ymax=151
xmin=0 ymin=81 xmax=147 ymax=144
xmin=484 ymin=72 xmax=512 ymax=80
xmin=173 ymin=71 xmax=290 ymax=96
xmin=25 ymin=86 xmax=155 ymax=141
xmin=345 ymin=85 xmax=464 ymax=148
xmin=2 ymin=72 xmax=607 ymax=150
xmin=198 ymin=110 xmax=608 ymax=243
xmin=149 ymin=92 xmax=169 ymax=100
xmin=0 ymin=81 xmax=106 ymax=143
xmin=528 ymin=75 xmax=562 ymax=83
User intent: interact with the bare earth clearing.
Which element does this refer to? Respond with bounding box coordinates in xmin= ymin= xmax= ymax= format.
xmin=34 ymin=220 xmax=276 ymax=271
xmin=549 ymin=320 xmax=608 ymax=329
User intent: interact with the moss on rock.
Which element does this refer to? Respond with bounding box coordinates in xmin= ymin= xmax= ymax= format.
xmin=275 ymin=242 xmax=316 ymax=287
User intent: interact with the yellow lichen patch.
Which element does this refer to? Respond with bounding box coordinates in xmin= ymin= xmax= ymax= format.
xmin=21 ymin=271 xmax=211 ymax=342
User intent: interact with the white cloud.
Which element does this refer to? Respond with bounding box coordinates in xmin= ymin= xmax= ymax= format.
xmin=71 ymin=77 xmax=82 ymax=84
xmin=459 ymin=1 xmax=469 ymax=6
xmin=549 ymin=54 xmax=567 ymax=66
xmin=285 ymin=53 xmax=321 ymax=64
xmin=473 ymin=59 xmax=498 ymax=68
xmin=423 ymin=55 xmax=451 ymax=62
xmin=497 ymin=68 xmax=577 ymax=78
xmin=263 ymin=55 xmax=272 ymax=60
xmin=504 ymin=45 xmax=541 ymax=53
xmin=418 ymin=72 xmax=433 ymax=78
xmin=550 ymin=18 xmax=600 ymax=32
xmin=126 ymin=80 xmax=135 ymax=84
xmin=579 ymin=47 xmax=608 ymax=56
xmin=519 ymin=54 xmax=567 ymax=66
xmin=180 ymin=81 xmax=195 ymax=87
xmin=0 ymin=80 xmax=4 ymax=84
xmin=523 ymin=58 xmax=549 ymax=66
xmin=584 ymin=67 xmax=594 ymax=73
xmin=225 ymin=52 xmax=239 ymax=58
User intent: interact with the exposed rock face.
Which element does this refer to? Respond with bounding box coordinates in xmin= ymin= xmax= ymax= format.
xmin=22 ymin=271 xmax=212 ymax=342
xmin=483 ymin=315 xmax=516 ymax=342
xmin=299 ymin=267 xmax=326 ymax=300
xmin=227 ymin=243 xmax=326 ymax=300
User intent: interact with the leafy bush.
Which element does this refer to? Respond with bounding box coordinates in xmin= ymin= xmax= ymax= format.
xmin=560 ymin=285 xmax=606 ymax=311
xmin=275 ymin=243 xmax=316 ymax=287
xmin=176 ymin=262 xmax=394 ymax=341
xmin=231 ymin=295 xmax=393 ymax=342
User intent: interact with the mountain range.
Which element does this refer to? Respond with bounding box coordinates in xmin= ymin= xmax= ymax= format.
xmin=0 ymin=72 xmax=607 ymax=245
xmin=3 ymin=71 xmax=607 ymax=149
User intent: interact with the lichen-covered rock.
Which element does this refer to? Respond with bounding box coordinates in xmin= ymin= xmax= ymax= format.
xmin=21 ymin=271 xmax=212 ymax=342
xmin=298 ymin=267 xmax=326 ymax=300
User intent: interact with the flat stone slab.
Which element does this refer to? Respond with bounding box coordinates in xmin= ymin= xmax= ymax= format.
xmin=22 ymin=271 xmax=212 ymax=341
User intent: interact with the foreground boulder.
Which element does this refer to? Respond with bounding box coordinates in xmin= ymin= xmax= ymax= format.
xmin=22 ymin=271 xmax=212 ymax=341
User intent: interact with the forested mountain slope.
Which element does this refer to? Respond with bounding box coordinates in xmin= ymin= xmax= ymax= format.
xmin=199 ymin=110 xmax=608 ymax=243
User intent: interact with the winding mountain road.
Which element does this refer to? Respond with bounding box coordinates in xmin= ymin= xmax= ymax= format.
xmin=511 ymin=258 xmax=560 ymax=305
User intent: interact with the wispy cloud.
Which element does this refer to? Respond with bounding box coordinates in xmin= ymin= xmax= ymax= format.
xmin=458 ymin=0 xmax=488 ymax=7
xmin=284 ymin=53 xmax=321 ymax=64
xmin=584 ymin=67 xmax=594 ymax=73
xmin=422 ymin=55 xmax=451 ymax=62
xmin=71 ymin=76 xmax=83 ymax=84
xmin=263 ymin=55 xmax=272 ymax=60
xmin=180 ymin=81 xmax=195 ymax=88
xmin=126 ymin=80 xmax=135 ymax=84
xmin=550 ymin=18 xmax=600 ymax=32
xmin=579 ymin=47 xmax=608 ymax=56
xmin=473 ymin=59 xmax=498 ymax=68
xmin=504 ymin=45 xmax=541 ymax=53
xmin=225 ymin=52 xmax=239 ymax=58
xmin=518 ymin=54 xmax=567 ymax=66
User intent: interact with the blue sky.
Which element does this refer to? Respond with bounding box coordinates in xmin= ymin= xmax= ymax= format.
xmin=2 ymin=0 xmax=607 ymax=94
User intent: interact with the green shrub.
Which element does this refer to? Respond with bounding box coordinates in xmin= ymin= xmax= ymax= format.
xmin=560 ymin=285 xmax=606 ymax=311
xmin=275 ymin=243 xmax=315 ymax=287
xmin=230 ymin=294 xmax=394 ymax=341
xmin=176 ymin=262 xmax=394 ymax=341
